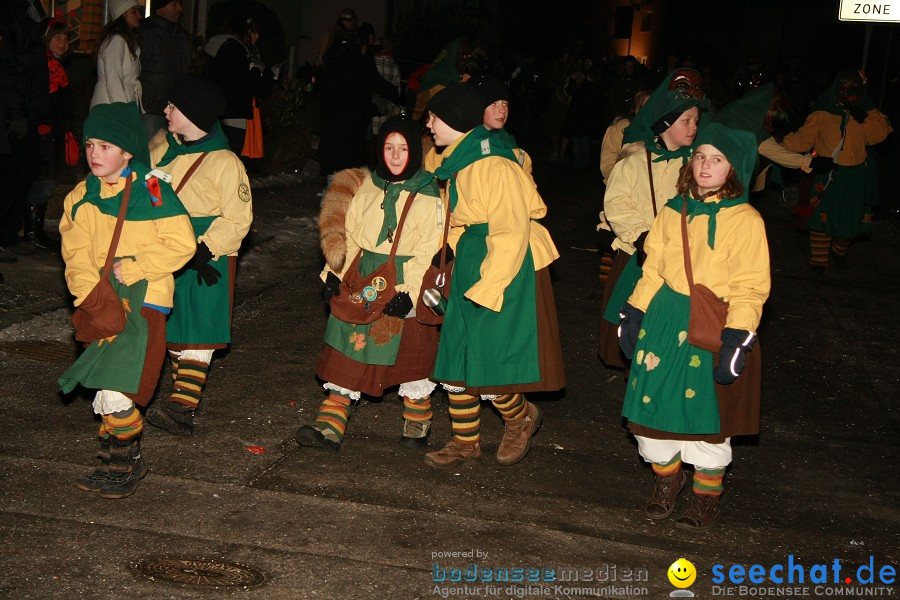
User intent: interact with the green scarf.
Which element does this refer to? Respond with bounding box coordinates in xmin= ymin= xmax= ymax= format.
xmin=666 ymin=193 xmax=747 ymax=250
xmin=72 ymin=161 xmax=189 ymax=221
xmin=156 ymin=122 xmax=231 ymax=167
xmin=433 ymin=126 xmax=518 ymax=211
xmin=370 ymin=168 xmax=440 ymax=246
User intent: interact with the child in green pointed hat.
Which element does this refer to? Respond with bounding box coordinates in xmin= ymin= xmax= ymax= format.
xmin=617 ymin=120 xmax=771 ymax=531
xmin=598 ymin=68 xmax=709 ymax=370
xmin=58 ymin=101 xmax=196 ymax=499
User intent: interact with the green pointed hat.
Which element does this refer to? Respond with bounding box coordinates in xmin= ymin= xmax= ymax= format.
xmin=694 ymin=121 xmax=758 ymax=200
xmin=83 ymin=101 xmax=150 ymax=167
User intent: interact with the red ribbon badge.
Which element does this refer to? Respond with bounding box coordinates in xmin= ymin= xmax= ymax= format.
xmin=145 ymin=176 xmax=162 ymax=206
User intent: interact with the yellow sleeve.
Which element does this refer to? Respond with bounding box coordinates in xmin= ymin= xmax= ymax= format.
xmin=861 ymin=108 xmax=893 ymax=146
xmin=602 ymin=151 xmax=648 ymax=250
xmin=600 ymin=120 xmax=625 ymax=182
xmin=723 ymin=214 xmax=771 ymax=332
xmin=464 ymin=162 xmax=531 ymax=312
xmin=758 ymin=136 xmax=812 ymax=170
xmin=199 ymin=154 xmax=254 ymax=257
xmin=781 ymin=113 xmax=820 ymax=153
xmin=627 ymin=212 xmax=667 ymax=312
xmin=59 ymin=184 xmax=101 ymax=306
xmin=117 ymin=214 xmax=197 ymax=285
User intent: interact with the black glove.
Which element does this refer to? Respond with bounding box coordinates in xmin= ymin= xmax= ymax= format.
xmin=617 ymin=302 xmax=645 ymax=360
xmin=633 ymin=231 xmax=648 ymax=268
xmin=713 ymin=328 xmax=757 ymax=385
xmin=847 ymin=105 xmax=868 ymax=124
xmin=382 ymin=291 xmax=413 ymax=317
xmin=809 ymin=156 xmax=837 ymax=173
xmin=6 ymin=118 xmax=27 ymax=140
xmin=189 ymin=242 xmax=221 ymax=286
xmin=431 ymin=245 xmax=454 ymax=267
xmin=322 ymin=271 xmax=341 ymax=302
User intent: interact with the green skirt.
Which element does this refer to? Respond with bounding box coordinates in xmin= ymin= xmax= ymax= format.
xmin=167 ymin=216 xmax=232 ymax=345
xmin=808 ymin=162 xmax=872 ymax=239
xmin=58 ymin=272 xmax=149 ymax=395
xmin=602 ymin=251 xmax=641 ymax=324
xmin=323 ymin=250 xmax=412 ymax=366
xmin=622 ymin=284 xmax=720 ymax=435
xmin=433 ymin=223 xmax=539 ymax=387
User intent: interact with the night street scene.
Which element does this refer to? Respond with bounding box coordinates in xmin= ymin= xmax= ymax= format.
xmin=0 ymin=0 xmax=898 ymax=598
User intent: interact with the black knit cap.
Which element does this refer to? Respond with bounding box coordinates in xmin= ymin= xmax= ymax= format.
xmin=473 ymin=74 xmax=509 ymax=106
xmin=375 ymin=115 xmax=423 ymax=182
xmin=168 ymin=75 xmax=226 ymax=134
xmin=427 ymin=82 xmax=484 ymax=133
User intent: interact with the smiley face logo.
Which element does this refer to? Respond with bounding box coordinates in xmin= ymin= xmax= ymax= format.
xmin=668 ymin=558 xmax=696 ymax=588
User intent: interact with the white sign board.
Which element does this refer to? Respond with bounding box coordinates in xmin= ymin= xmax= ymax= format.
xmin=839 ymin=0 xmax=900 ymax=22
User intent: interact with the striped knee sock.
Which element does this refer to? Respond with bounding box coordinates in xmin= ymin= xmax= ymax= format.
xmin=102 ymin=407 xmax=143 ymax=443
xmin=831 ymin=237 xmax=851 ymax=257
xmin=169 ymin=352 xmax=179 ymax=383
xmin=693 ymin=467 xmax=726 ymax=496
xmin=651 ymin=454 xmax=682 ymax=477
xmin=809 ymin=231 xmax=831 ymax=267
xmin=402 ymin=395 xmax=432 ymax=422
xmin=171 ymin=359 xmax=209 ymax=410
xmin=492 ymin=393 xmax=526 ymax=422
xmin=599 ymin=253 xmax=614 ymax=283
xmin=314 ymin=392 xmax=354 ymax=441
xmin=448 ymin=393 xmax=480 ymax=444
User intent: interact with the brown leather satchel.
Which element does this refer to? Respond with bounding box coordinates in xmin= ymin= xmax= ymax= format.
xmin=416 ymin=199 xmax=453 ymax=325
xmin=329 ymin=192 xmax=418 ymax=325
xmin=680 ymin=199 xmax=728 ymax=353
xmin=71 ymin=176 xmax=132 ymax=342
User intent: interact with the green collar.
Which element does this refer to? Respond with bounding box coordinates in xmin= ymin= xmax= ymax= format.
xmin=156 ymin=122 xmax=231 ymax=167
xmin=72 ymin=161 xmax=188 ymax=221
xmin=666 ymin=192 xmax=747 ymax=249
xmin=432 ymin=126 xmax=518 ymax=211
xmin=370 ymin=169 xmax=440 ymax=246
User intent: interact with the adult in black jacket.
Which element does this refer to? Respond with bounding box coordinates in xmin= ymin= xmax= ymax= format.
xmin=318 ymin=30 xmax=398 ymax=179
xmin=139 ymin=0 xmax=194 ymax=139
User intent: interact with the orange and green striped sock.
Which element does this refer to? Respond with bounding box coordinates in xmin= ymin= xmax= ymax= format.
xmin=651 ymin=454 xmax=682 ymax=477
xmin=102 ymin=407 xmax=143 ymax=443
xmin=449 ymin=393 xmax=480 ymax=444
xmin=402 ymin=395 xmax=432 ymax=422
xmin=831 ymin=237 xmax=851 ymax=257
xmin=171 ymin=359 xmax=209 ymax=410
xmin=809 ymin=231 xmax=831 ymax=267
xmin=693 ymin=467 xmax=726 ymax=496
xmin=492 ymin=393 xmax=526 ymax=422
xmin=599 ymin=253 xmax=614 ymax=283
xmin=314 ymin=392 xmax=354 ymax=441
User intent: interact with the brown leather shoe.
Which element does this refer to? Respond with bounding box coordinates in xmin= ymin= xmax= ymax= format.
xmin=496 ymin=401 xmax=542 ymax=465
xmin=423 ymin=440 xmax=481 ymax=469
xmin=674 ymin=492 xmax=721 ymax=530
xmin=645 ymin=470 xmax=687 ymax=520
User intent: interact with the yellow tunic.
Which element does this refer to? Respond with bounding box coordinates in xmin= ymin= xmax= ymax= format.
xmin=433 ymin=132 xmax=559 ymax=311
xmin=322 ymin=176 xmax=443 ymax=301
xmin=628 ymin=197 xmax=771 ymax=332
xmin=60 ymin=175 xmax=196 ymax=308
xmin=602 ymin=145 xmax=684 ymax=254
xmin=150 ymin=139 xmax=253 ymax=258
xmin=781 ymin=109 xmax=892 ymax=166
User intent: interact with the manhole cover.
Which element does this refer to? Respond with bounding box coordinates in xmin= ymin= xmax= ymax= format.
xmin=0 ymin=340 xmax=74 ymax=362
xmin=132 ymin=558 xmax=265 ymax=588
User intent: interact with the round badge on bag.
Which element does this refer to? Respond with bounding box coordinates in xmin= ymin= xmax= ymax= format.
xmin=351 ymin=292 xmax=364 ymax=304
xmin=371 ymin=276 xmax=387 ymax=292
xmin=362 ymin=286 xmax=378 ymax=302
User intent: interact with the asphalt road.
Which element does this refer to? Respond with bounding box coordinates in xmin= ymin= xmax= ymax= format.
xmin=0 ymin=161 xmax=897 ymax=600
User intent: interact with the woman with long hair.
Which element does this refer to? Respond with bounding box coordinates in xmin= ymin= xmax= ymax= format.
xmin=90 ymin=0 xmax=143 ymax=109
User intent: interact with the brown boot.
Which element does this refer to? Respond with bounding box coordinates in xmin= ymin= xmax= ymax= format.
xmin=674 ymin=493 xmax=721 ymax=530
xmin=496 ymin=401 xmax=542 ymax=465
xmin=423 ymin=440 xmax=481 ymax=469
xmin=645 ymin=470 xmax=687 ymax=520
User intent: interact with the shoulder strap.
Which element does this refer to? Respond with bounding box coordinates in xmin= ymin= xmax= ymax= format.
xmin=386 ymin=190 xmax=418 ymax=259
xmin=646 ymin=149 xmax=658 ymax=218
xmin=102 ymin=176 xmax=132 ymax=280
xmin=680 ymin=198 xmax=694 ymax=288
xmin=174 ymin=152 xmax=210 ymax=194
